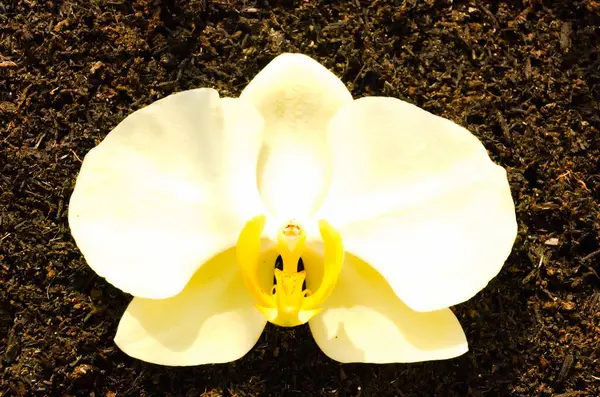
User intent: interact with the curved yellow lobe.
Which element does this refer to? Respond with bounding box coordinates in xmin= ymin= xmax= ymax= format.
xmin=236 ymin=216 xmax=344 ymax=327
xmin=236 ymin=215 xmax=274 ymax=308
xmin=302 ymin=220 xmax=344 ymax=310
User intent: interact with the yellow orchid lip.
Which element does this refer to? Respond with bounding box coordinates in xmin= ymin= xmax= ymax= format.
xmin=236 ymin=215 xmax=344 ymax=327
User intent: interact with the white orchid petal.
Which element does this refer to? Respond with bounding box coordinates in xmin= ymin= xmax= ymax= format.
xmin=309 ymin=255 xmax=468 ymax=363
xmin=319 ymin=97 xmax=517 ymax=311
xmin=69 ymin=89 xmax=265 ymax=299
xmin=115 ymin=249 xmax=267 ymax=366
xmin=240 ymin=53 xmax=353 ymax=220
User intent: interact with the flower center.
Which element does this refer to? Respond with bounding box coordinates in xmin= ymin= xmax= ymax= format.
xmin=236 ymin=215 xmax=344 ymax=327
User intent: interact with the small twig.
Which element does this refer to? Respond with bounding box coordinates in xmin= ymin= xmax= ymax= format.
xmin=557 ymin=351 xmax=574 ymax=384
xmin=496 ymin=110 xmax=512 ymax=144
xmin=0 ymin=60 xmax=17 ymax=68
xmin=582 ymin=248 xmax=600 ymax=261
xmin=476 ymin=1 xmax=499 ymax=30
xmin=70 ymin=149 xmax=82 ymax=163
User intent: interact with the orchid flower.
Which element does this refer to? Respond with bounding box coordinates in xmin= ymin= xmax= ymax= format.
xmin=68 ymin=53 xmax=517 ymax=365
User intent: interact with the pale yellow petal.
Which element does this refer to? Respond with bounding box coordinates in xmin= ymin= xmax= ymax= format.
xmin=309 ymin=255 xmax=467 ymax=364
xmin=318 ymin=97 xmax=517 ymax=311
xmin=69 ymin=89 xmax=265 ymax=299
xmin=115 ymin=249 xmax=267 ymax=366
xmin=240 ymin=53 xmax=353 ymax=220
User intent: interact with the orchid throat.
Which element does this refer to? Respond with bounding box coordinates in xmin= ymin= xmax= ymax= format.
xmin=236 ymin=216 xmax=344 ymax=327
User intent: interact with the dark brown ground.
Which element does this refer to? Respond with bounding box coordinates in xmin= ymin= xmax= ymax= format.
xmin=1 ymin=0 xmax=599 ymax=395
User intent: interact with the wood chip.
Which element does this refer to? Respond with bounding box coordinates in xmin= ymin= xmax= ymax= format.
xmin=0 ymin=60 xmax=17 ymax=68
xmin=560 ymin=22 xmax=572 ymax=52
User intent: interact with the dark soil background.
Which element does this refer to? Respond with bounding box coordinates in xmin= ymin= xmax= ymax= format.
xmin=1 ymin=0 xmax=599 ymax=395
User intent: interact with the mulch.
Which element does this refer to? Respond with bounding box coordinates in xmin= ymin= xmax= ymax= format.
xmin=1 ymin=0 xmax=599 ymax=395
